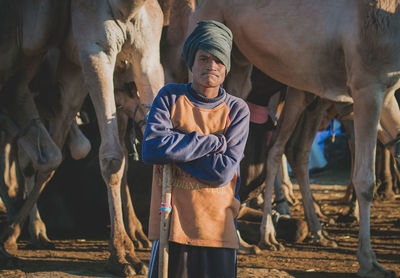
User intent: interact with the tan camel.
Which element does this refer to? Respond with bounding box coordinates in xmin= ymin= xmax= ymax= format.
xmin=0 ymin=0 xmax=164 ymax=276
xmin=189 ymin=1 xmax=400 ymax=277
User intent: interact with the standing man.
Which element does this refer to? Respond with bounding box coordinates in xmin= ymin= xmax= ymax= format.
xmin=143 ymin=20 xmax=250 ymax=278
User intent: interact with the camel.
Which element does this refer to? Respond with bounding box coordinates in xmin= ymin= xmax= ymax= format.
xmin=188 ymin=1 xmax=400 ymax=277
xmin=0 ymin=0 xmax=67 ymax=259
xmin=0 ymin=0 xmax=64 ymax=179
xmin=67 ymin=4 xmax=164 ymax=273
xmin=0 ymin=0 xmax=164 ymax=276
xmin=160 ymin=0 xmax=196 ymax=84
xmin=337 ymin=120 xmax=400 ymax=223
xmin=0 ymin=49 xmax=149 ymax=252
xmin=238 ymin=72 xmax=336 ymax=250
xmin=373 ymin=143 xmax=399 ymax=200
xmin=0 ymin=121 xmax=91 ymax=248
xmin=241 ymin=75 xmax=400 ymax=248
xmin=2 ymin=47 xmax=156 ymax=270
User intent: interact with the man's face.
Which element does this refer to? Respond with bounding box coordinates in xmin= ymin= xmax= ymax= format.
xmin=192 ymin=49 xmax=226 ymax=89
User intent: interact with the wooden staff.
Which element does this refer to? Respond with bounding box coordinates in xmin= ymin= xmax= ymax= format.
xmin=159 ymin=164 xmax=172 ymax=278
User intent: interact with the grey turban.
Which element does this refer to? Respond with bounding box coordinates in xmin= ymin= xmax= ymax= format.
xmin=182 ymin=20 xmax=233 ymax=73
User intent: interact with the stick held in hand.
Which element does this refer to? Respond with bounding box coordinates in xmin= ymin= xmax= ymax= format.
xmin=159 ymin=164 xmax=172 ymax=278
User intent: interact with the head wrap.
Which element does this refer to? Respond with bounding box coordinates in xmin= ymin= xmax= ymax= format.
xmin=182 ymin=20 xmax=233 ymax=73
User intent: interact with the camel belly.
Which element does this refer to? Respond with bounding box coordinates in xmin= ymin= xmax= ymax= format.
xmin=224 ymin=0 xmax=356 ymax=102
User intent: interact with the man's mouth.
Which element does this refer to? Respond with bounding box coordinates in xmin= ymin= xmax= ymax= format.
xmin=203 ymin=72 xmax=218 ymax=77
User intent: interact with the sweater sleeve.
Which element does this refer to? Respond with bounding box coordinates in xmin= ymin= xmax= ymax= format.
xmin=142 ymin=88 xmax=226 ymax=165
xmin=177 ymin=101 xmax=250 ymax=186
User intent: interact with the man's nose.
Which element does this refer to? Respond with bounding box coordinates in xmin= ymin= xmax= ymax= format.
xmin=207 ymin=60 xmax=217 ymax=69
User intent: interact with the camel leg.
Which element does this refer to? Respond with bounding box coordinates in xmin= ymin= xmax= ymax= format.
xmin=2 ymin=170 xmax=55 ymax=251
xmin=285 ymin=98 xmax=337 ymax=248
xmin=0 ymin=55 xmax=62 ymax=257
xmin=281 ymin=154 xmax=298 ymax=206
xmin=311 ymin=196 xmax=330 ymax=220
xmin=381 ymin=147 xmax=395 ymax=200
xmin=0 ymin=142 xmax=18 ymax=221
xmin=338 ymin=182 xmax=354 ymax=205
xmin=121 ymin=178 xmax=152 ymax=250
xmin=73 ymin=42 xmax=144 ymax=278
xmin=2 ymin=53 xmax=88 ymax=252
xmin=1 ymin=134 xmax=50 ymax=253
xmin=121 ymin=161 xmax=152 ymax=250
xmin=237 ymin=229 xmax=261 ymax=255
xmin=82 ymin=67 xmax=144 ymax=274
xmin=352 ymin=85 xmax=395 ymax=278
xmin=273 ymin=169 xmax=291 ymax=216
xmin=336 ymin=120 xmax=356 ymax=204
xmin=259 ymin=88 xmax=308 ymax=251
xmin=113 ymin=85 xmax=152 ymax=251
xmin=28 ymin=205 xmax=53 ymax=250
xmin=379 ymin=93 xmax=400 ymax=158
xmin=335 ymin=119 xmax=358 ymax=224
xmin=26 ymin=175 xmax=54 ymax=249
xmin=70 ymin=1 xmax=162 ymax=275
xmin=237 ymin=205 xmax=262 ymax=254
xmin=115 ymin=4 xmax=163 ymax=272
xmin=376 ymin=94 xmax=400 ymax=199
xmin=290 ymin=156 xmax=337 ymax=247
xmin=375 ymin=144 xmax=395 ymax=200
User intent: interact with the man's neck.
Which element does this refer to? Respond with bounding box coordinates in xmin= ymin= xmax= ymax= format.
xmin=192 ymin=83 xmax=219 ymax=98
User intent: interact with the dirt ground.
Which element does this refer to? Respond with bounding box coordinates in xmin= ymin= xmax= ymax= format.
xmin=0 ymin=166 xmax=399 ymax=278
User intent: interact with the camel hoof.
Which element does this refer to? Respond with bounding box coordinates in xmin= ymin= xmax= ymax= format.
xmin=134 ymin=262 xmax=148 ymax=275
xmin=3 ymin=239 xmax=18 ymax=251
xmin=265 ymin=244 xmax=277 ymax=251
xmin=358 ymin=262 xmax=397 ymax=278
xmin=133 ymin=237 xmax=152 ymax=250
xmin=251 ymin=245 xmax=262 ymax=254
xmin=140 ymin=236 xmax=152 ymax=249
xmin=26 ymin=240 xmax=55 ymax=250
xmin=106 ymin=261 xmax=136 ymax=277
xmin=27 ymin=234 xmax=55 ymax=250
xmin=258 ymin=241 xmax=282 ymax=251
xmin=318 ymin=238 xmax=338 ymax=248
xmin=132 ymin=240 xmax=143 ymax=249
xmin=238 ymin=245 xmax=262 ymax=255
xmin=291 ymin=200 xmax=300 ymax=207
xmin=142 ymin=240 xmax=152 ymax=250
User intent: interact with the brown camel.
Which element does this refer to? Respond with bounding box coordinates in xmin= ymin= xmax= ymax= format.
xmin=0 ymin=1 xmax=164 ymax=276
xmin=0 ymin=49 xmax=151 ymax=255
xmin=0 ymin=0 xmax=64 ymax=177
xmin=188 ymin=1 xmax=400 ymax=277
